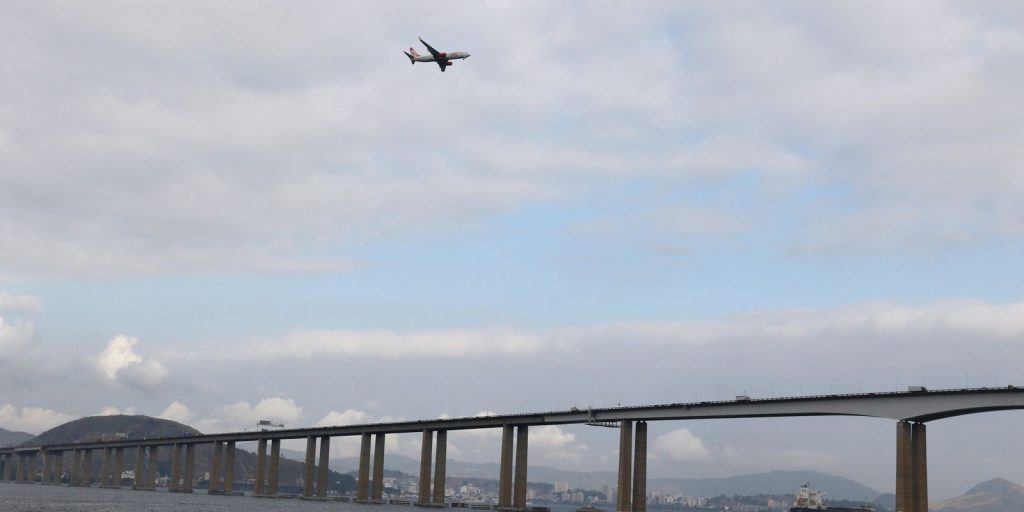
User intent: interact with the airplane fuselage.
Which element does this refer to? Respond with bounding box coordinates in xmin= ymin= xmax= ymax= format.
xmin=411 ymin=51 xmax=470 ymax=63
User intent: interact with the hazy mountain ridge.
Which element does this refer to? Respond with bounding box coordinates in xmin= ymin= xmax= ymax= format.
xmin=933 ymin=478 xmax=1024 ymax=512
xmin=321 ymin=452 xmax=878 ymax=500
xmin=0 ymin=426 xmax=34 ymax=447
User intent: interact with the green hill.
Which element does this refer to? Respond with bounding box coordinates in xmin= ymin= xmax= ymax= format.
xmin=22 ymin=415 xmax=355 ymax=493
xmin=0 ymin=426 xmax=34 ymax=447
xmin=934 ymin=478 xmax=1024 ymax=512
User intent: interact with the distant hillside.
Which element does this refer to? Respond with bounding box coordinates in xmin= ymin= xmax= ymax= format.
xmin=24 ymin=415 xmax=355 ymax=493
xmin=23 ymin=414 xmax=200 ymax=446
xmin=934 ymin=478 xmax=1024 ymax=512
xmin=319 ymin=452 xmax=878 ymax=501
xmin=0 ymin=426 xmax=33 ymax=447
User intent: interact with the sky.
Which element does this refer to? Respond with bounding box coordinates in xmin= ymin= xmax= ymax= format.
xmin=2 ymin=0 xmax=1024 ymax=500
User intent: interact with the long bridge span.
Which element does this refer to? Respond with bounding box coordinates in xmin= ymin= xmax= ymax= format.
xmin=3 ymin=386 xmax=1023 ymax=512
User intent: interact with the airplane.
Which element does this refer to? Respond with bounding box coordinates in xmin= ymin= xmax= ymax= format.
xmin=404 ymin=37 xmax=470 ymax=72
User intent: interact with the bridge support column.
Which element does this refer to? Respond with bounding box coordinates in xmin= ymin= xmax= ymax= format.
xmin=170 ymin=443 xmax=182 ymax=491
xmin=632 ymin=422 xmax=648 ymax=512
xmin=912 ymin=423 xmax=928 ymax=512
xmin=316 ymin=436 xmax=330 ymax=498
xmin=895 ymin=421 xmax=928 ymax=512
xmin=433 ymin=430 xmax=448 ymax=505
xmin=267 ymin=439 xmax=281 ymax=496
xmin=358 ymin=433 xmax=372 ymax=500
xmin=224 ymin=442 xmax=236 ymax=495
xmin=28 ymin=452 xmax=37 ymax=483
xmin=69 ymin=450 xmax=80 ymax=486
xmin=209 ymin=442 xmax=223 ymax=493
xmin=254 ymin=438 xmax=267 ymax=496
xmin=617 ymin=421 xmax=633 ymax=512
xmin=372 ymin=433 xmax=386 ymax=501
xmin=99 ymin=447 xmax=110 ymax=486
xmin=513 ymin=425 xmax=529 ymax=509
xmin=41 ymin=450 xmax=52 ymax=483
xmin=1 ymin=454 xmax=9 ymax=481
xmin=52 ymin=451 xmax=64 ymax=484
xmin=133 ymin=446 xmax=145 ymax=489
xmin=182 ymin=444 xmax=195 ymax=492
xmin=498 ymin=425 xmax=514 ymax=507
xmin=303 ymin=436 xmax=316 ymax=497
xmin=144 ymin=446 xmax=158 ymax=490
xmin=112 ymin=447 xmax=125 ymax=487
xmin=417 ymin=429 xmax=434 ymax=505
xmin=82 ymin=449 xmax=93 ymax=486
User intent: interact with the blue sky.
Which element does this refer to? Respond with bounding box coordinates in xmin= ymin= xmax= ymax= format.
xmin=2 ymin=1 xmax=1024 ymax=500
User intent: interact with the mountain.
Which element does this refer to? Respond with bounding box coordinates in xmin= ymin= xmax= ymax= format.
xmin=311 ymin=452 xmax=877 ymax=500
xmin=0 ymin=426 xmax=34 ymax=447
xmin=22 ymin=415 xmax=355 ymax=493
xmin=22 ymin=414 xmax=200 ymax=446
xmin=933 ymin=478 xmax=1024 ymax=512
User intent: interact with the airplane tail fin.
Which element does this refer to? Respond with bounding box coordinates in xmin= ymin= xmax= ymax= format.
xmin=405 ymin=47 xmax=421 ymax=64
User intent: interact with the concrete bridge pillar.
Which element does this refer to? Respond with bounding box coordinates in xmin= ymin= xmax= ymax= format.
xmin=304 ymin=436 xmax=316 ymax=498
xmin=267 ymin=439 xmax=281 ymax=496
xmin=99 ymin=447 xmax=110 ymax=486
xmin=358 ymin=433 xmax=372 ymax=500
xmin=69 ymin=450 xmax=81 ymax=486
xmin=513 ymin=425 xmax=529 ymax=509
xmin=617 ymin=421 xmax=633 ymax=512
xmin=254 ymin=438 xmax=267 ymax=496
xmin=224 ymin=442 xmax=236 ymax=495
xmin=112 ymin=447 xmax=125 ymax=488
xmin=170 ymin=443 xmax=183 ymax=491
xmin=51 ymin=450 xmax=64 ymax=484
xmin=316 ymin=436 xmax=330 ymax=498
xmin=133 ymin=446 xmax=145 ymax=489
xmin=41 ymin=450 xmax=52 ymax=483
xmin=82 ymin=449 xmax=93 ymax=486
xmin=182 ymin=443 xmax=196 ymax=492
xmin=144 ymin=446 xmax=158 ymax=490
xmin=433 ymin=430 xmax=448 ymax=505
xmin=372 ymin=433 xmax=386 ymax=501
xmin=498 ymin=425 xmax=514 ymax=507
xmin=418 ymin=429 xmax=434 ymax=505
xmin=1 ymin=454 xmax=10 ymax=481
xmin=615 ymin=420 xmax=649 ymax=512
xmin=210 ymin=441 xmax=223 ymax=493
xmin=632 ymin=422 xmax=648 ymax=512
xmin=895 ymin=421 xmax=928 ymax=512
xmin=28 ymin=452 xmax=37 ymax=483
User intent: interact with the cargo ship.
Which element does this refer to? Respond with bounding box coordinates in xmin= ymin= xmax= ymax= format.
xmin=790 ymin=484 xmax=875 ymax=512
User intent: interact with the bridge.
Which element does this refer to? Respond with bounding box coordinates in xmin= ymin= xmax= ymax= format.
xmin=3 ymin=386 xmax=1023 ymax=512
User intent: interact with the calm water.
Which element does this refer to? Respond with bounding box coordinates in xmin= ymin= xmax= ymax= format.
xmin=0 ymin=482 xmax=430 ymax=512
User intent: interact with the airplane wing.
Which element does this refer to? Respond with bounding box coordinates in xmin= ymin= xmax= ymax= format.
xmin=419 ymin=37 xmax=442 ymax=59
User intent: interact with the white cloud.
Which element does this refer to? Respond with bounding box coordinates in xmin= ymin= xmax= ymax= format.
xmin=0 ymin=404 xmax=75 ymax=434
xmin=0 ymin=292 xmax=42 ymax=313
xmin=654 ymin=428 xmax=713 ymax=463
xmin=92 ymin=335 xmax=169 ymax=391
xmin=530 ymin=425 xmax=576 ymax=448
xmin=0 ymin=316 xmax=34 ymax=359
xmin=158 ymin=401 xmax=193 ymax=424
xmin=4 ymin=4 xmax=1021 ymax=276
xmin=217 ymin=397 xmax=304 ymax=430
xmin=250 ymin=329 xmax=543 ymax=360
xmin=315 ymin=408 xmax=368 ymax=427
xmin=96 ymin=406 xmax=134 ymax=416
